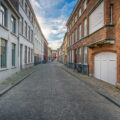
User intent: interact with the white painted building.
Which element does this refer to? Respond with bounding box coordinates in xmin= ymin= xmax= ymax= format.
xmin=34 ymin=17 xmax=44 ymax=65
xmin=0 ymin=0 xmax=20 ymax=82
xmin=18 ymin=0 xmax=34 ymax=69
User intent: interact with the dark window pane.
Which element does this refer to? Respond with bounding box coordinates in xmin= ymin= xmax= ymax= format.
xmin=1 ymin=40 xmax=7 ymax=68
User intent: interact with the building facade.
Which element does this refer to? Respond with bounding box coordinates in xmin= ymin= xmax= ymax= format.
xmin=63 ymin=33 xmax=68 ymax=65
xmin=0 ymin=0 xmax=20 ymax=81
xmin=34 ymin=17 xmax=44 ymax=65
xmin=48 ymin=47 xmax=52 ymax=61
xmin=52 ymin=50 xmax=57 ymax=60
xmin=67 ymin=0 xmax=120 ymax=86
xmin=18 ymin=0 xmax=34 ymax=69
xmin=44 ymin=39 xmax=48 ymax=63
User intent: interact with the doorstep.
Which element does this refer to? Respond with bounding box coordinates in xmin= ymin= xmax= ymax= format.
xmin=60 ymin=63 xmax=120 ymax=104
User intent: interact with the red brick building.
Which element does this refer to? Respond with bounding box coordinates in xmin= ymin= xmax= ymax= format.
xmin=52 ymin=50 xmax=57 ymax=60
xmin=67 ymin=0 xmax=120 ymax=86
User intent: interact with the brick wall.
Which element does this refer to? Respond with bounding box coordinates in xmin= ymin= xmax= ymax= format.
xmin=67 ymin=0 xmax=120 ymax=84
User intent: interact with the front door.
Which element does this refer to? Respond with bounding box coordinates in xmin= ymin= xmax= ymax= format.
xmin=74 ymin=49 xmax=77 ymax=64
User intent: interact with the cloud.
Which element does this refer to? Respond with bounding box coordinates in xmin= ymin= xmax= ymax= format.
xmin=31 ymin=0 xmax=41 ymax=8
xmin=30 ymin=0 xmax=77 ymax=50
xmin=48 ymin=39 xmax=63 ymax=50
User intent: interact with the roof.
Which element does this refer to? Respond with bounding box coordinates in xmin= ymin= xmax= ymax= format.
xmin=66 ymin=0 xmax=82 ymax=26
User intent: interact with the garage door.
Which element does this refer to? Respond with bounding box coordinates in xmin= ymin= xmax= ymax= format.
xmin=94 ymin=52 xmax=117 ymax=85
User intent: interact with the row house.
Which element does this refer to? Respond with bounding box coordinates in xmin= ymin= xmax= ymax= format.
xmin=57 ymin=33 xmax=68 ymax=64
xmin=44 ymin=39 xmax=48 ymax=63
xmin=34 ymin=17 xmax=44 ymax=65
xmin=18 ymin=0 xmax=34 ymax=69
xmin=48 ymin=47 xmax=52 ymax=61
xmin=63 ymin=33 xmax=68 ymax=65
xmin=0 ymin=0 xmax=20 ymax=81
xmin=52 ymin=50 xmax=57 ymax=60
xmin=67 ymin=0 xmax=120 ymax=86
xmin=0 ymin=0 xmax=48 ymax=81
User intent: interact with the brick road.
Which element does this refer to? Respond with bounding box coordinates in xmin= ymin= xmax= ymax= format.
xmin=0 ymin=61 xmax=120 ymax=120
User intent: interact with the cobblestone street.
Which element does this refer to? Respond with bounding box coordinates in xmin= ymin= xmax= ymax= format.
xmin=0 ymin=62 xmax=120 ymax=120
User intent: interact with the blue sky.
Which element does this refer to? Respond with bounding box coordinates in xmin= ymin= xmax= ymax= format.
xmin=30 ymin=0 xmax=77 ymax=50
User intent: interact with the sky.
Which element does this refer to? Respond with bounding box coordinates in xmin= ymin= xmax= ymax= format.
xmin=30 ymin=0 xmax=77 ymax=50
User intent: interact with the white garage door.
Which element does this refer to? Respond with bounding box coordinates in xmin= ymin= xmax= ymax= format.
xmin=94 ymin=52 xmax=117 ymax=85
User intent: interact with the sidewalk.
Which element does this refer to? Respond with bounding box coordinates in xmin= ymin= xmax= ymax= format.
xmin=59 ymin=63 xmax=120 ymax=104
xmin=0 ymin=66 xmax=36 ymax=93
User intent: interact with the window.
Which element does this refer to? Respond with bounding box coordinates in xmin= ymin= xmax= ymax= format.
xmin=79 ymin=8 xmax=81 ymax=17
xmin=72 ymin=20 xmax=74 ymax=27
xmin=75 ymin=16 xmax=77 ymax=23
xmin=20 ymin=17 xmax=23 ymax=35
xmin=31 ymin=30 xmax=33 ymax=42
xmin=25 ymin=46 xmax=27 ymax=64
xmin=72 ymin=33 xmax=74 ymax=44
xmin=11 ymin=16 xmax=16 ymax=34
xmin=110 ymin=5 xmax=113 ymax=24
xmin=25 ymin=3 xmax=27 ymax=14
xmin=72 ymin=50 xmax=74 ymax=63
xmin=78 ymin=48 xmax=81 ymax=64
xmin=84 ymin=47 xmax=88 ymax=64
xmin=79 ymin=24 xmax=82 ymax=39
xmin=31 ymin=49 xmax=33 ymax=63
xmin=28 ymin=26 xmax=30 ymax=40
xmin=25 ymin=21 xmax=27 ymax=38
xmin=70 ymin=24 xmax=71 ymax=30
xmin=69 ymin=36 xmax=71 ymax=46
xmin=89 ymin=2 xmax=104 ymax=34
xmin=29 ymin=11 xmax=31 ymax=19
xmin=12 ymin=43 xmax=16 ymax=66
xmin=20 ymin=0 xmax=23 ymax=6
xmin=28 ymin=48 xmax=30 ymax=63
xmin=75 ymin=29 xmax=77 ymax=42
xmin=1 ymin=4 xmax=7 ymax=27
xmin=1 ymin=39 xmax=7 ymax=68
xmin=84 ymin=19 xmax=87 ymax=37
xmin=83 ymin=0 xmax=87 ymax=11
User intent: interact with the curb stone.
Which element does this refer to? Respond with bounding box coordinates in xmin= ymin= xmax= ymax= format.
xmin=0 ymin=70 xmax=36 ymax=97
xmin=61 ymin=67 xmax=120 ymax=108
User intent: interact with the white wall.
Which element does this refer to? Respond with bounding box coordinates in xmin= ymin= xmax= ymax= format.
xmin=19 ymin=1 xmax=34 ymax=68
xmin=0 ymin=1 xmax=19 ymax=82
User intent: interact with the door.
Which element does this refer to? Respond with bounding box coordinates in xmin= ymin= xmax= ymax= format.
xmin=74 ymin=49 xmax=77 ymax=64
xmin=20 ymin=44 xmax=23 ymax=70
xmin=94 ymin=52 xmax=117 ymax=85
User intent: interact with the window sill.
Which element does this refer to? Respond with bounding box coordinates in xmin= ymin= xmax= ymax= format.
xmin=0 ymin=24 xmax=9 ymax=31
xmin=19 ymin=34 xmax=33 ymax=44
xmin=11 ymin=32 xmax=18 ymax=38
xmin=0 ymin=68 xmax=8 ymax=72
xmin=11 ymin=66 xmax=16 ymax=69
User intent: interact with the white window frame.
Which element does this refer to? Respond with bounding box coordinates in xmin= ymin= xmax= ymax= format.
xmin=79 ymin=8 xmax=81 ymax=17
xmin=84 ymin=19 xmax=87 ymax=37
xmin=84 ymin=47 xmax=88 ymax=64
xmin=83 ymin=0 xmax=87 ymax=11
xmin=78 ymin=48 xmax=81 ymax=64
xmin=110 ymin=5 xmax=113 ymax=24
xmin=79 ymin=24 xmax=82 ymax=40
xmin=75 ymin=29 xmax=77 ymax=42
